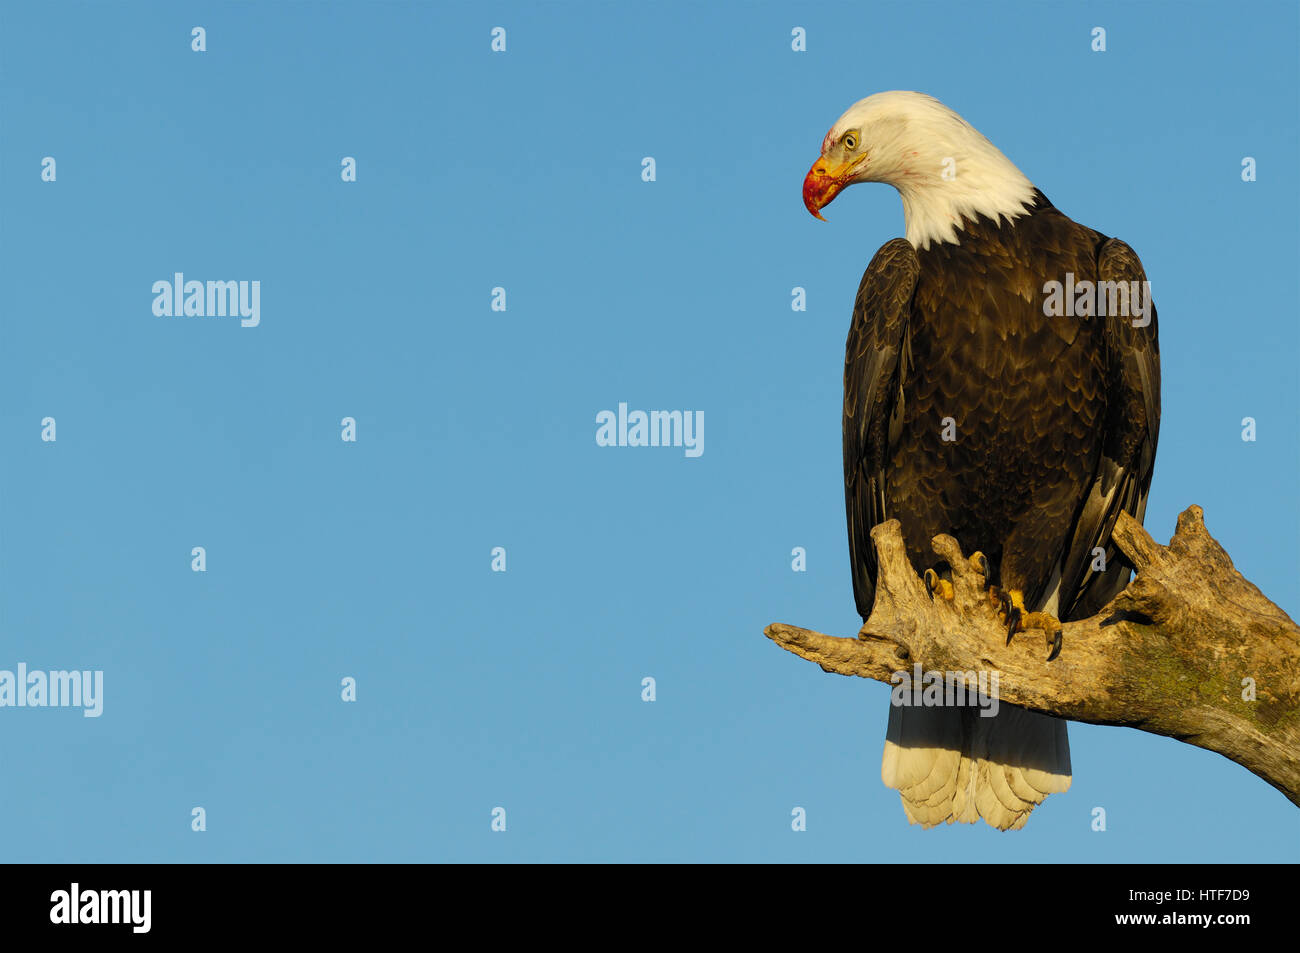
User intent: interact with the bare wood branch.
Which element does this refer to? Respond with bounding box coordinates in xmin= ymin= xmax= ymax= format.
xmin=765 ymin=506 xmax=1300 ymax=806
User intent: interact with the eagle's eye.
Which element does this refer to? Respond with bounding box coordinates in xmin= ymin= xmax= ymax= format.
xmin=843 ymin=133 xmax=858 ymax=151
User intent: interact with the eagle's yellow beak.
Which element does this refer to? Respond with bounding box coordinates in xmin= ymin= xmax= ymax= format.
xmin=802 ymin=155 xmax=856 ymax=221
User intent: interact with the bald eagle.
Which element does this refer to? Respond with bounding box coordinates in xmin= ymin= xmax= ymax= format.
xmin=803 ymin=92 xmax=1160 ymax=830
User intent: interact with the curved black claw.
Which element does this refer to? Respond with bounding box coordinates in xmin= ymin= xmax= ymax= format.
xmin=999 ymin=591 xmax=1021 ymax=645
xmin=971 ymin=551 xmax=990 ymax=580
xmin=924 ymin=568 xmax=955 ymax=601
xmin=1046 ymin=628 xmax=1063 ymax=663
xmin=1005 ymin=609 xmax=1021 ymax=645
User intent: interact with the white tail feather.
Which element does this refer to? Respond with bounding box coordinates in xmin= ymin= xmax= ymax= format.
xmin=882 ymin=703 xmax=1071 ymax=830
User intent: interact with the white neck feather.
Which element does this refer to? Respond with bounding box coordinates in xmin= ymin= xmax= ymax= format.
xmin=896 ymin=150 xmax=1038 ymax=250
xmin=828 ymin=92 xmax=1040 ymax=250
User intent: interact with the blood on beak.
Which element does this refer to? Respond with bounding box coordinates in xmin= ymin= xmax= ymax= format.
xmin=802 ymin=155 xmax=851 ymax=221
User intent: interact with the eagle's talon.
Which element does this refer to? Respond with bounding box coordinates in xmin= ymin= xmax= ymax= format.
xmin=1002 ymin=588 xmax=1026 ymax=645
xmin=1020 ymin=611 xmax=1065 ymax=661
xmin=970 ymin=551 xmax=990 ymax=580
xmin=923 ymin=568 xmax=954 ymax=601
xmin=1046 ymin=627 xmax=1063 ymax=662
xmin=1006 ymin=600 xmax=1064 ymax=661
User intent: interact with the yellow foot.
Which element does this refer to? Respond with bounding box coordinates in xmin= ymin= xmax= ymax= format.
xmin=999 ymin=588 xmax=1063 ymax=661
xmin=923 ymin=568 xmax=954 ymax=601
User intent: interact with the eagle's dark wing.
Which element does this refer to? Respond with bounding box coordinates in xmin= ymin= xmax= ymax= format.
xmin=1056 ymin=238 xmax=1161 ymax=619
xmin=844 ymin=238 xmax=921 ymax=620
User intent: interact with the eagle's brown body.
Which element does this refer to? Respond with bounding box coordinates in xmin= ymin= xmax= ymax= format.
xmin=843 ymin=191 xmax=1160 ymax=829
xmin=845 ymin=189 xmax=1160 ymax=625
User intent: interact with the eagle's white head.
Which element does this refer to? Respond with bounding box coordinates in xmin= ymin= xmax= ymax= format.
xmin=802 ymin=91 xmax=1038 ymax=250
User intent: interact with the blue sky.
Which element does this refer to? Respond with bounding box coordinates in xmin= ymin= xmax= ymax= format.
xmin=1 ymin=0 xmax=1296 ymax=861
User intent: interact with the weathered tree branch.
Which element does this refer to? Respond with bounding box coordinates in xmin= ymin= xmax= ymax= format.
xmin=766 ymin=506 xmax=1300 ymax=806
